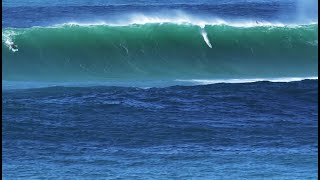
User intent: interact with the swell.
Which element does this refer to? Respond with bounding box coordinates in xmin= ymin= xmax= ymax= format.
xmin=2 ymin=23 xmax=318 ymax=82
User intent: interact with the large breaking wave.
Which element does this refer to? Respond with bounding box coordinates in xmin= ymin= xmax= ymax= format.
xmin=2 ymin=22 xmax=318 ymax=82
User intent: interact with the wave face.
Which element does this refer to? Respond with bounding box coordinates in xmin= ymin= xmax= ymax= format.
xmin=2 ymin=24 xmax=318 ymax=82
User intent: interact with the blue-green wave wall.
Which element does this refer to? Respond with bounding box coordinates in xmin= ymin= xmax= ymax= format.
xmin=2 ymin=24 xmax=318 ymax=81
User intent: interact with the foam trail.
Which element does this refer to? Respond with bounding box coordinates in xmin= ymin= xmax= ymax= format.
xmin=201 ymin=29 xmax=212 ymax=48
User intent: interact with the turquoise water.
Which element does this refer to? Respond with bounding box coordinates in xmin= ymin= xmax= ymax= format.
xmin=3 ymin=24 xmax=318 ymax=81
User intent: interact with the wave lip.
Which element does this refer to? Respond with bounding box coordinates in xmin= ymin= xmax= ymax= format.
xmin=48 ymin=11 xmax=318 ymax=28
xmin=58 ymin=17 xmax=312 ymax=28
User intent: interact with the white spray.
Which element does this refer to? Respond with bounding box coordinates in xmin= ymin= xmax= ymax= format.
xmin=3 ymin=30 xmax=19 ymax=52
xmin=296 ymin=0 xmax=318 ymax=23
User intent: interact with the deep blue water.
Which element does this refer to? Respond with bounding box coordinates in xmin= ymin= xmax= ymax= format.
xmin=2 ymin=0 xmax=318 ymax=179
xmin=2 ymin=80 xmax=318 ymax=179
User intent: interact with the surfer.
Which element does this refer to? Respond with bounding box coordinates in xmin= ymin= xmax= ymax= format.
xmin=256 ymin=20 xmax=260 ymax=24
xmin=9 ymin=42 xmax=18 ymax=51
xmin=11 ymin=44 xmax=18 ymax=49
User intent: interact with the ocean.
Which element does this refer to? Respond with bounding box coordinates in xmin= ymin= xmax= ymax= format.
xmin=2 ymin=0 xmax=318 ymax=179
